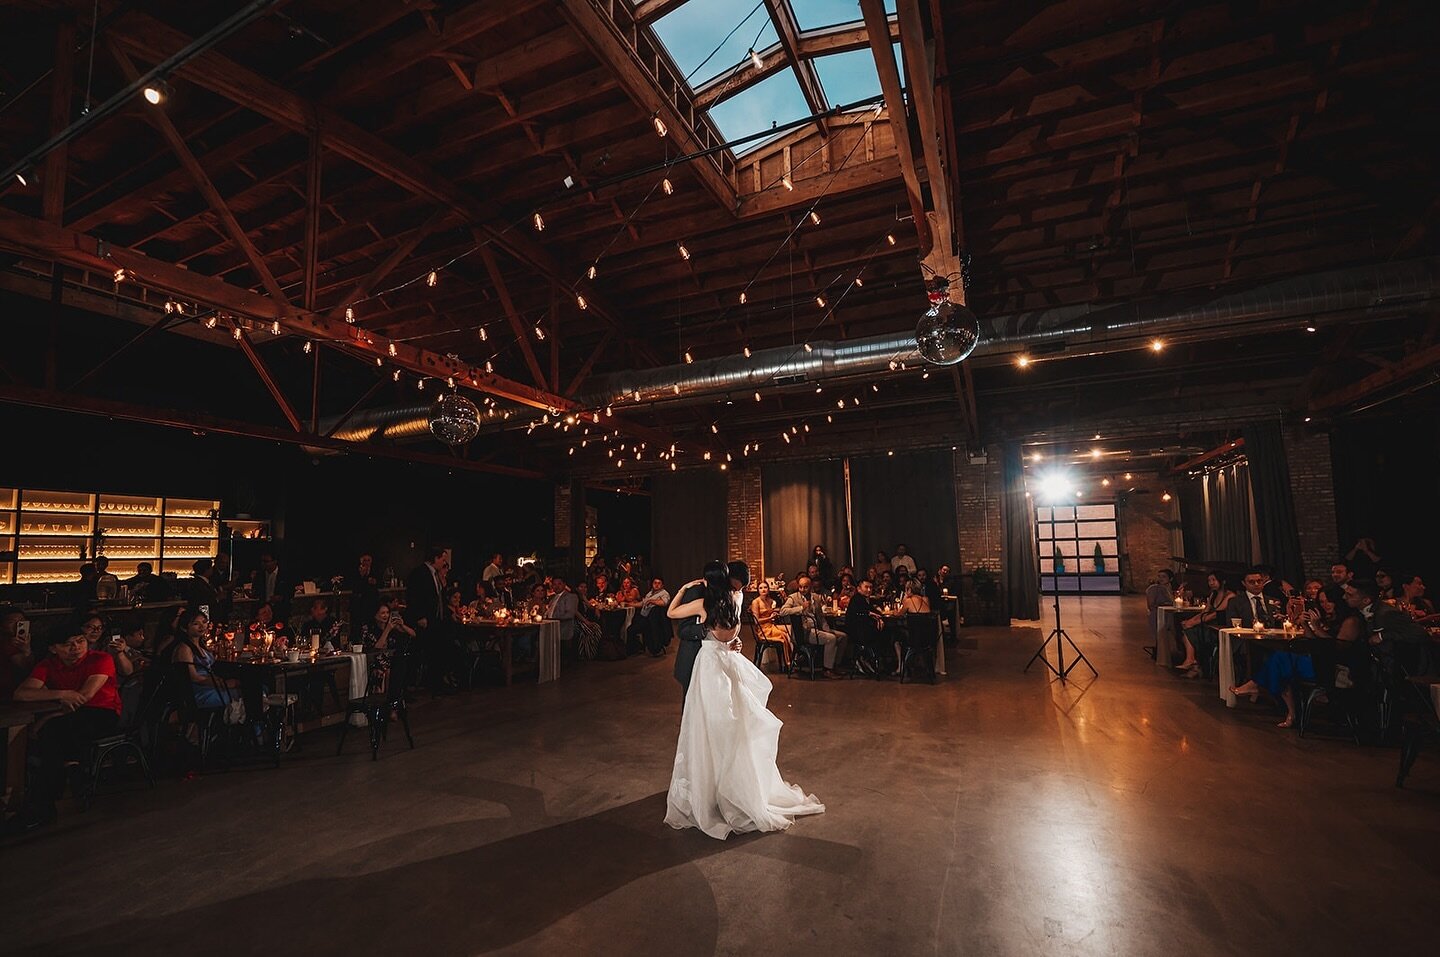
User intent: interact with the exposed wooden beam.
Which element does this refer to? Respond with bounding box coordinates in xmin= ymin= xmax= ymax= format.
xmin=738 ymin=155 xmax=900 ymax=218
xmin=799 ymin=18 xmax=901 ymax=57
xmin=231 ymin=319 xmax=303 ymax=431
xmin=555 ymin=0 xmax=737 ymax=212
xmin=764 ymin=0 xmax=829 ymax=133
xmin=566 ymin=329 xmax=613 ymax=396
xmin=1308 ymin=341 xmax=1440 ymax=413
xmin=859 ymin=0 xmax=931 ymax=257
xmin=303 ymin=129 xmax=322 ymax=311
xmin=548 ymin=284 xmax=561 ymax=393
xmin=632 ymin=0 xmax=688 ymax=23
xmin=42 ymin=18 xmax=75 ymax=225
xmin=479 ymin=244 xmax=549 ymax=390
xmin=693 ymin=39 xmax=788 ymax=111
xmin=328 ymin=208 xmax=454 ymax=320
xmin=108 ymin=42 xmax=291 ymax=305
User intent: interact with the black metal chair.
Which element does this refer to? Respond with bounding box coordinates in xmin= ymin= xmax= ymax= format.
xmin=1295 ymin=639 xmax=1364 ymax=743
xmin=1397 ymin=677 xmax=1439 ymax=788
xmin=168 ymin=662 xmax=228 ymax=769
xmin=747 ymin=611 xmax=788 ymax=673
xmin=901 ymin=612 xmax=941 ymax=684
xmin=785 ymin=613 xmax=824 ymax=679
xmin=79 ymin=676 xmax=160 ymax=811
xmin=337 ymin=645 xmax=415 ymax=761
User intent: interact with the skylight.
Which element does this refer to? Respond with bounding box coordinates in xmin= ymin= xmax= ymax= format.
xmin=706 ymin=68 xmax=811 ymax=149
xmin=653 ymin=0 xmax=779 ymax=87
xmin=791 ymin=0 xmax=895 ymax=29
xmin=813 ymin=48 xmax=881 ymax=108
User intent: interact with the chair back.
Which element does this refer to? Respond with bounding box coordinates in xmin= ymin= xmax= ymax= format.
xmin=133 ymin=664 xmax=172 ymax=732
xmin=905 ymin=612 xmax=940 ymax=649
xmin=782 ymin=612 xmax=808 ymax=643
xmin=167 ymin=661 xmax=206 ymax=718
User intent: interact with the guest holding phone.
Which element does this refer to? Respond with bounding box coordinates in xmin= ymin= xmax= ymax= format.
xmin=1 ymin=606 xmax=34 ymax=700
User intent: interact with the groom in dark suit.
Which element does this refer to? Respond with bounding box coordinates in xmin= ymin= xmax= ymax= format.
xmin=672 ymin=561 xmax=722 ymax=703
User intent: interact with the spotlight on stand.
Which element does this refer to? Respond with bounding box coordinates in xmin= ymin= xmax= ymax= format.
xmin=914 ymin=282 xmax=980 ymax=366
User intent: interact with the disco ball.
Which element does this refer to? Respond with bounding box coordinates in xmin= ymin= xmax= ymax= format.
xmin=915 ymin=300 xmax=980 ymax=366
xmin=428 ymin=393 xmax=481 ymax=445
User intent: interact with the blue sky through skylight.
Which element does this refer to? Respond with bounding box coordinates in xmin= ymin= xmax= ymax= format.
xmin=653 ymin=0 xmax=778 ymax=85
xmin=792 ymin=0 xmax=895 ymax=29
xmin=813 ymin=48 xmax=879 ymax=107
xmin=706 ymin=68 xmax=810 ymax=147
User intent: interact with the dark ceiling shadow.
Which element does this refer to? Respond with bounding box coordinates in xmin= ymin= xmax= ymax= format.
xmin=15 ymin=787 xmax=859 ymax=957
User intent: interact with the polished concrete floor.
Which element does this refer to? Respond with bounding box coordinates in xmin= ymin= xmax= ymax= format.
xmin=5 ymin=596 xmax=1438 ymax=956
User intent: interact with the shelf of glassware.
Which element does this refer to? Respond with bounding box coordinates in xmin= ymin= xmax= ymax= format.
xmin=165 ymin=498 xmax=219 ymax=520
xmin=19 ymin=489 xmax=95 ymax=515
xmin=0 ymin=487 xmax=16 ymax=511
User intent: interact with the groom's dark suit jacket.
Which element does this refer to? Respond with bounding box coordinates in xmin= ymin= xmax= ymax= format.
xmin=672 ymin=583 xmax=707 ymax=695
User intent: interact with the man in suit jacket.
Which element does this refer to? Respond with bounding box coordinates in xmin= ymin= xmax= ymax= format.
xmin=779 ymin=576 xmax=846 ymax=674
xmin=670 ymin=560 xmax=727 ymax=704
xmin=1349 ymin=579 xmax=1429 ymax=672
xmin=406 ymin=544 xmax=454 ymax=691
xmin=845 ymin=579 xmax=887 ymax=673
xmin=1225 ymin=567 xmax=1279 ymax=629
xmin=252 ymin=551 xmax=294 ymax=619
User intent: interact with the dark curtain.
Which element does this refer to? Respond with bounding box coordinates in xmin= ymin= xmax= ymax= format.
xmin=1000 ymin=441 xmax=1040 ymax=620
xmin=761 ymin=460 xmax=849 ymax=578
xmin=1242 ymin=420 xmax=1303 ymax=585
xmin=1179 ymin=462 xmax=1254 ymax=568
xmin=649 ymin=471 xmax=727 ymax=586
xmin=848 ymin=450 xmax=960 ymax=574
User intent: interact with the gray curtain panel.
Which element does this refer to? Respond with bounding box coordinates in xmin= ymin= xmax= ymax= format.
xmin=1242 ymin=420 xmax=1304 ymax=585
xmin=1179 ymin=461 xmax=1255 ymax=571
xmin=1001 ymin=440 xmax=1040 ymax=620
xmin=761 ymin=460 xmax=849 ymax=578
xmin=649 ymin=470 xmax=727 ymax=587
xmin=848 ymin=449 xmax=960 ymax=576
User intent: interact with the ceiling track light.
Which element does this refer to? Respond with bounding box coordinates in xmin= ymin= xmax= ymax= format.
xmin=142 ymin=78 xmax=170 ymax=106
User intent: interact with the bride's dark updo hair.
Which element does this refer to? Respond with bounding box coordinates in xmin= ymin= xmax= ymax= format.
xmin=702 ymin=560 xmax=739 ymax=631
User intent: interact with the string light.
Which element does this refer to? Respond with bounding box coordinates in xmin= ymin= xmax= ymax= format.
xmin=392 ymin=369 xmax=401 ymax=381
xmin=749 ymin=48 xmax=763 ymax=70
xmin=710 ymin=423 xmax=719 ymax=434
xmin=1150 ymin=338 xmax=1165 ymax=352
xmin=809 ymin=211 xmax=820 ymax=225
xmin=782 ymin=432 xmax=791 ymax=443
xmin=532 ymin=211 xmax=545 ymax=232
xmin=231 ymin=326 xmax=243 ymax=340
xmin=586 ymin=264 xmax=597 ymax=280
xmin=1304 ymin=323 xmax=1317 ymax=333
xmin=886 ymin=233 xmax=896 ymax=245
xmin=815 ymin=385 xmax=822 ymax=393
xmin=703 ymin=451 xmax=711 ymax=461
xmin=1161 ymin=491 xmax=1173 ymax=502
xmin=826 ymin=414 xmax=833 ymax=423
xmin=652 ymin=114 xmax=668 ymax=137
xmin=446 ymin=376 xmax=456 ymax=388
xmin=781 ymin=175 xmax=793 ymax=191
xmin=803 ymin=342 xmax=813 ymax=352
xmin=921 ymin=371 xmax=930 ymax=379
xmin=417 ymin=378 xmax=425 ymax=391
xmin=684 ymin=349 xmax=694 ymax=364
xmin=576 ymin=293 xmax=588 ymax=310
xmin=535 ymin=325 xmax=546 ymax=340
xmin=754 ymin=391 xmax=762 ymax=402
xmin=1016 ymin=355 xmax=1031 ymax=368
xmin=1123 ymin=472 xmax=1133 ymax=480
xmin=606 ymin=405 xmax=613 ymax=416
xmin=426 ymin=270 xmax=438 ymax=287
xmin=673 ymin=383 xmax=681 ymax=394
xmin=743 ymin=343 xmax=752 ymax=357
xmin=112 ymin=268 xmax=127 ymax=283
xmin=270 ymin=320 xmax=281 ymax=335
xmin=677 ymin=242 xmax=691 ymax=261
xmin=814 ymin=296 xmax=826 ymax=309
xmin=739 ymin=291 xmax=748 ymax=305
xmin=871 ymin=383 xmax=879 ymax=392
xmin=302 ymin=339 xmax=311 ymax=353
xmin=1102 ymin=478 xmax=1111 ymax=487
xmin=163 ymin=300 xmax=175 ymax=314
xmin=836 ymin=399 xmax=845 ymax=409
xmin=13 ymin=169 xmax=27 ymax=187
xmin=375 ymin=356 xmax=383 ymax=367
xmin=888 ymin=360 xmax=898 ymax=371
xmin=485 ymin=360 xmax=494 ymax=373
xmin=662 ymin=178 xmax=673 ymax=195
xmin=854 ymin=276 xmax=863 ymax=287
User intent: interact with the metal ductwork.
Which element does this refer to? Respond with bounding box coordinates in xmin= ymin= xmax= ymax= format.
xmin=317 ymin=258 xmax=1439 ymax=445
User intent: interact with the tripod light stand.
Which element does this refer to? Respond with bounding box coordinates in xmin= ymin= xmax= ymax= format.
xmin=1024 ymin=585 xmax=1097 ymax=682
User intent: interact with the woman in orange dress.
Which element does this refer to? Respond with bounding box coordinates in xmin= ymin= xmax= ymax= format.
xmin=749 ymin=580 xmax=792 ymax=669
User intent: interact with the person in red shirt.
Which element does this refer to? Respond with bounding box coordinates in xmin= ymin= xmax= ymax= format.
xmin=7 ymin=622 xmax=121 ymax=832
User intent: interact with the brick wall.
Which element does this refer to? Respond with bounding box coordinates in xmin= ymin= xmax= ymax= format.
xmin=726 ymin=465 xmax=764 ymax=580
xmin=954 ymin=449 xmax=1002 ymax=575
xmin=1116 ymin=471 xmax=1181 ymax=594
xmin=553 ymin=483 xmax=570 ymax=548
xmin=1284 ymin=424 xmax=1338 ymax=581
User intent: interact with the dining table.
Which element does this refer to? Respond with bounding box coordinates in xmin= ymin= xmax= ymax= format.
xmin=1155 ymin=603 xmax=1207 ymax=667
xmin=824 ymin=607 xmax=946 ymax=675
xmin=1 ymin=701 xmax=63 ymax=809
xmin=1216 ymin=627 xmax=1296 ymax=707
xmin=211 ymin=651 xmax=365 ymax=758
xmin=460 ymin=618 xmax=561 ymax=685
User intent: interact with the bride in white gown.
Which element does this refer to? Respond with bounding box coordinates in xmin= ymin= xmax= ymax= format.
xmin=664 ymin=560 xmax=825 ymax=840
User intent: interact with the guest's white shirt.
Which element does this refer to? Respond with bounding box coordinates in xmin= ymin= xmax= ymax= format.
xmin=890 ymin=554 xmax=916 ymax=574
xmin=640 ymin=587 xmax=670 ymax=616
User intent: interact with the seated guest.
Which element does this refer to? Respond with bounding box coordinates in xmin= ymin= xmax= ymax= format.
xmin=1145 ymin=569 xmax=1176 ymax=640
xmin=811 ymin=545 xmax=834 ymax=588
xmin=628 ymin=577 xmax=672 ymax=656
xmin=900 ymin=579 xmax=930 ymax=614
xmin=1349 ymin=578 xmax=1429 ymax=670
xmin=444 ymin=585 xmax=466 ymax=622
xmin=891 ymin=544 xmax=917 ymax=575
xmin=94 ymin=556 xmax=120 ymax=602
xmin=1401 ymin=574 xmax=1435 ymax=616
xmin=1175 ymin=573 xmax=1234 ymax=678
xmin=108 ymin=616 xmax=148 ymax=724
xmin=467 ymin=579 xmax=494 ymax=618
xmin=169 ymin=609 xmax=239 ymax=710
xmin=750 ymin=580 xmax=791 ymax=669
xmin=615 ymin=576 xmax=641 ymax=604
xmin=544 ymin=576 xmax=580 ymax=649
xmin=779 ymin=576 xmax=846 ymax=675
xmin=1226 ymin=567 xmax=1279 ymax=628
xmin=844 ymin=580 xmax=887 ymax=674
xmin=124 ymin=562 xmax=165 ymax=602
xmin=1375 ymin=568 xmax=1396 ymax=603
xmin=1257 ymin=564 xmax=1293 ymax=604
xmin=1 ymin=605 xmax=35 ymax=699
xmin=877 ymin=570 xmax=895 ymax=600
xmin=185 ymin=558 xmax=218 ymax=612
xmin=300 ymin=598 xmax=341 ymax=648
xmin=359 ymin=602 xmax=415 ymax=691
xmin=78 ymin=612 xmax=106 ymax=654
xmin=482 ymin=552 xmax=505 ymax=590
xmin=7 ymin=622 xmax=123 ymax=832
xmin=592 ymin=573 xmax=613 ymax=597
xmin=870 ymin=551 xmax=890 ymax=583
xmin=1232 ymin=582 xmax=1369 ymax=727
xmin=1325 ymin=561 xmax=1354 ymax=610
xmin=836 ymin=581 xmax=856 ymax=611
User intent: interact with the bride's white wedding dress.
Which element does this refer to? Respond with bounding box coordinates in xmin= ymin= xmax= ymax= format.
xmin=664 ymin=619 xmax=825 ymax=840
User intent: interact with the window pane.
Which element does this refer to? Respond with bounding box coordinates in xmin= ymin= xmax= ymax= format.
xmin=1052 ymin=506 xmax=1075 ymax=521
xmin=707 ymin=69 xmax=811 ymax=146
xmin=813 ymin=48 xmax=881 ymax=108
xmin=654 ymin=0 xmax=778 ymax=86
xmin=791 ymin=0 xmax=889 ymax=30
xmin=1076 ymin=504 xmax=1115 ymax=520
xmin=1036 ymin=506 xmax=1052 ymax=521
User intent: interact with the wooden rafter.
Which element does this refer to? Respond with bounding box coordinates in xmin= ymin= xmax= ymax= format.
xmin=42 ymin=18 xmax=74 ymax=225
xmin=108 ymin=43 xmax=291 ymax=305
xmin=479 ymin=244 xmax=548 ymax=390
xmin=859 ymin=0 xmax=931 ymax=258
xmin=231 ymin=319 xmax=304 ymax=432
xmin=764 ymin=0 xmax=829 ymax=133
xmin=328 ymin=208 xmax=454 ymax=321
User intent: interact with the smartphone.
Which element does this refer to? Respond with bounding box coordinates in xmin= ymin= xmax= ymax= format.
xmin=16 ymin=619 xmax=31 ymax=641
xmin=199 ymin=604 xmax=210 ymax=620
